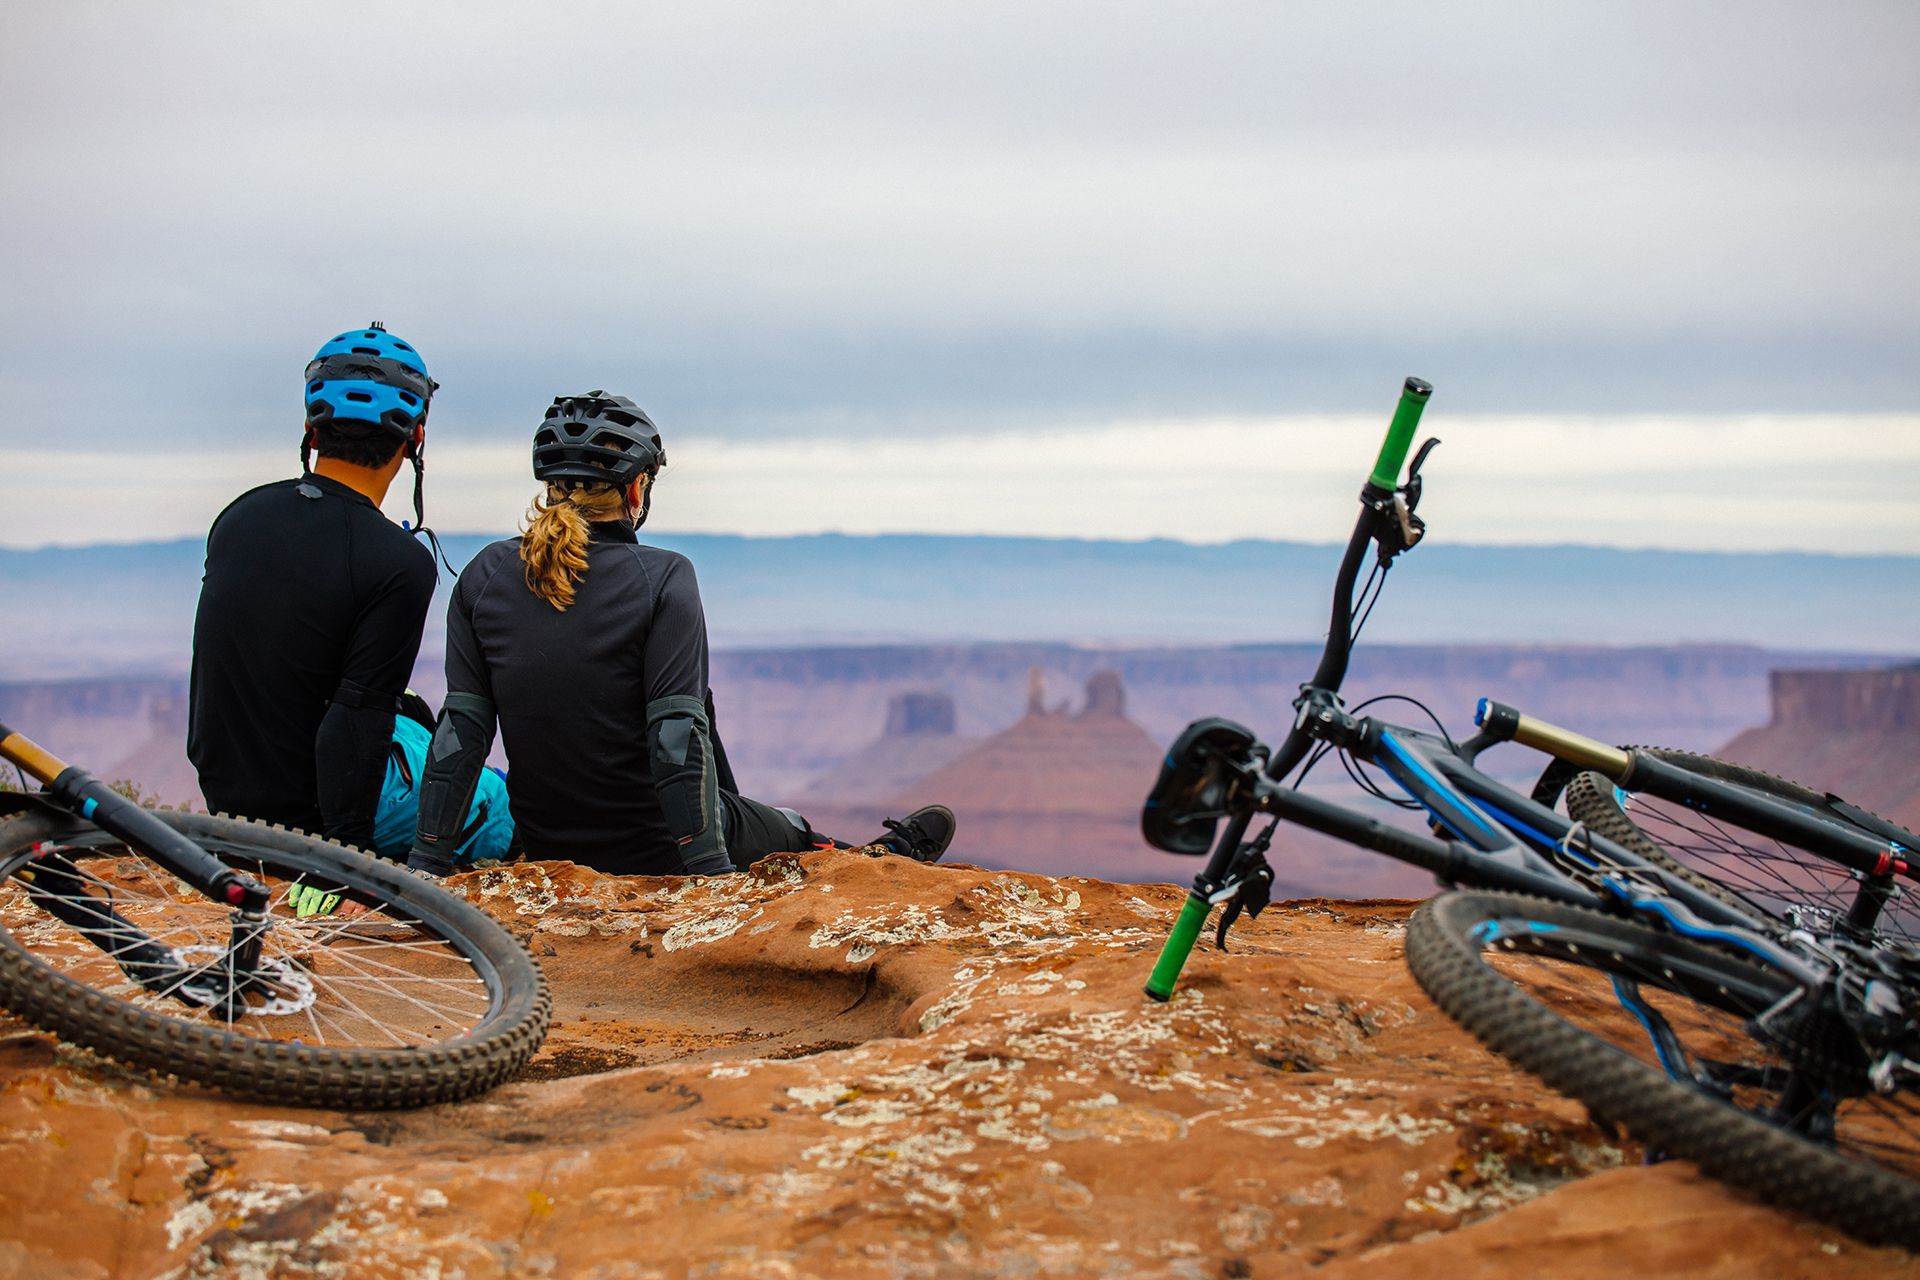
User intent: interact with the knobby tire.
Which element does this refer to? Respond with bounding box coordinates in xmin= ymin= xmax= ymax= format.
xmin=1406 ymin=890 xmax=1920 ymax=1248
xmin=0 ymin=807 xmax=549 ymax=1109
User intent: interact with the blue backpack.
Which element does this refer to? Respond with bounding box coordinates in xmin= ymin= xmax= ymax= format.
xmin=370 ymin=713 xmax=515 ymax=865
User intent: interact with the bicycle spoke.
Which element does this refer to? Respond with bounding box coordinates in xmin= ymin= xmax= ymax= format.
xmin=1 ymin=834 xmax=504 ymax=1047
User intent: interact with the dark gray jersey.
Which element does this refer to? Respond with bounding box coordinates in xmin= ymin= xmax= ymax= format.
xmin=417 ymin=523 xmax=720 ymax=873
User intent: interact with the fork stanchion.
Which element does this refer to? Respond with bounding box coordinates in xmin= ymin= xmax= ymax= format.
xmin=0 ymin=720 xmax=67 ymax=786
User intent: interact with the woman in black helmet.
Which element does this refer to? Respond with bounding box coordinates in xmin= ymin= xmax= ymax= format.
xmin=406 ymin=391 xmax=955 ymax=878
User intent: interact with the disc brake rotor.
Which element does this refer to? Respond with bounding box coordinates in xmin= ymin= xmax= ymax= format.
xmin=172 ymin=944 xmax=317 ymax=1016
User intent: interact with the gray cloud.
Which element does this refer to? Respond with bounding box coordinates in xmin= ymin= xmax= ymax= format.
xmin=3 ymin=1 xmax=1915 ymax=451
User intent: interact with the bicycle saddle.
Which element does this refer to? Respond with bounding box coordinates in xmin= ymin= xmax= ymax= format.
xmin=1142 ymin=717 xmax=1261 ymax=855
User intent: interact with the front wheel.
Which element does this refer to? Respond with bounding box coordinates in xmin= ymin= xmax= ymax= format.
xmin=0 ymin=807 xmax=550 ymax=1108
xmin=1563 ymin=749 xmax=1916 ymax=948
xmin=1406 ymin=891 xmax=1920 ymax=1248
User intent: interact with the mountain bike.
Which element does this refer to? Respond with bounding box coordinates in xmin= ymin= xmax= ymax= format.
xmin=1139 ymin=378 xmax=1920 ymax=1247
xmin=0 ymin=720 xmax=550 ymax=1108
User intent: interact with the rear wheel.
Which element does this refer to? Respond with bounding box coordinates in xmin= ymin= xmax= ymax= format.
xmin=1407 ymin=891 xmax=1920 ymax=1247
xmin=0 ymin=806 xmax=549 ymax=1108
xmin=1563 ymin=749 xmax=1916 ymax=947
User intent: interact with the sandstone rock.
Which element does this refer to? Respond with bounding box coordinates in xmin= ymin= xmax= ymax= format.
xmin=0 ymin=854 xmax=1902 ymax=1278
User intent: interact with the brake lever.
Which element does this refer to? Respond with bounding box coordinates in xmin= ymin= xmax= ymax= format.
xmin=1403 ymin=436 xmax=1442 ymax=513
xmin=1370 ymin=437 xmax=1440 ymax=565
xmin=1214 ymin=857 xmax=1275 ymax=952
xmin=1389 ymin=494 xmax=1424 ymax=554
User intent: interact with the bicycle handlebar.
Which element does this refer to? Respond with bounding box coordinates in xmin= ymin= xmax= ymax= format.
xmin=1143 ymin=377 xmax=1433 ymax=1002
xmin=1367 ymin=377 xmax=1433 ymax=491
xmin=1144 ymin=896 xmax=1211 ymax=1000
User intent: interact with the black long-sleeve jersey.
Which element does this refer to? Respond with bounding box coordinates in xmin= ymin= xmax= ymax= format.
xmin=413 ymin=522 xmax=723 ymax=874
xmin=188 ymin=473 xmax=436 ymax=844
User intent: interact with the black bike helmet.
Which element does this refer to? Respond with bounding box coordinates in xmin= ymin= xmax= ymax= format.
xmin=532 ymin=391 xmax=665 ymax=488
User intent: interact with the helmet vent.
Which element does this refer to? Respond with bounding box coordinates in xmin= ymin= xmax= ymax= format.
xmin=345 ymin=391 xmax=373 ymax=403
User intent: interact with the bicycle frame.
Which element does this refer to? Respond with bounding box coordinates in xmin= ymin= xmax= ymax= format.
xmin=1152 ymin=706 xmax=1830 ymax=988
xmin=1476 ymin=698 xmax=1915 ymax=892
xmin=1345 ymin=719 xmax=1828 ymax=982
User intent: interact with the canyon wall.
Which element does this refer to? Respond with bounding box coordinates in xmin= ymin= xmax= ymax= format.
xmin=6 ymin=648 xmax=1913 ymax=887
xmin=1717 ymin=664 xmax=1920 ymax=829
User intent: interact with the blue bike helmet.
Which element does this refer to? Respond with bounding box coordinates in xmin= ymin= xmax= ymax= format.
xmin=303 ymin=322 xmax=435 ymax=438
xmin=300 ymin=323 xmax=452 ymax=572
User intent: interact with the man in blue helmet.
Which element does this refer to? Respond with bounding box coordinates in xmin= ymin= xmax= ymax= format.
xmin=188 ymin=324 xmax=510 ymax=877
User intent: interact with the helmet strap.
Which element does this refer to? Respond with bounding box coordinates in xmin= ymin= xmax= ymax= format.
xmin=300 ymin=427 xmax=314 ymax=475
xmin=404 ymin=436 xmax=456 ymax=577
xmin=634 ymin=472 xmax=655 ymax=529
xmin=408 ymin=436 xmax=425 ymax=530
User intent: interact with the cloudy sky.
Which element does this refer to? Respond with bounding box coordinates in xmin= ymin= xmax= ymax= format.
xmin=3 ymin=2 xmax=1916 ymax=550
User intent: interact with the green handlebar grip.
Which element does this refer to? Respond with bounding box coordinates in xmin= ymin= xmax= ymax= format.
xmin=1144 ymin=895 xmax=1212 ymax=1001
xmin=1367 ymin=376 xmax=1433 ymax=491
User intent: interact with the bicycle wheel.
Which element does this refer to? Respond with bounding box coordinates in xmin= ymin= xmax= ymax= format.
xmin=1407 ymin=891 xmax=1920 ymax=1247
xmin=1564 ymin=749 xmax=1917 ymax=947
xmin=0 ymin=806 xmax=550 ymax=1109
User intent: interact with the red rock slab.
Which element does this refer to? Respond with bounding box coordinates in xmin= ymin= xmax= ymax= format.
xmin=0 ymin=853 xmax=1911 ymax=1279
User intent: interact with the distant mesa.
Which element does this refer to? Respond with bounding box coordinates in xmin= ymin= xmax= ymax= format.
xmin=799 ymin=690 xmax=979 ymax=807
xmin=787 ymin=669 xmax=1172 ymax=879
xmin=8 ymin=646 xmax=1913 ymax=891
xmin=1762 ymin=665 xmax=1920 ymax=733
xmin=1081 ymin=669 xmax=1126 ymax=718
xmin=1717 ymin=665 xmax=1920 ymax=830
xmin=0 ymin=676 xmax=201 ymax=810
xmin=886 ymin=690 xmax=958 ymax=738
xmin=901 ymin=668 xmax=1162 ymax=822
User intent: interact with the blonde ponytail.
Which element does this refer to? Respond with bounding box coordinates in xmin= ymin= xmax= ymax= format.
xmin=520 ymin=481 xmax=633 ymax=611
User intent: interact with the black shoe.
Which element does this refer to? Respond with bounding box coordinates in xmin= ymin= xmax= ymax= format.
xmin=872 ymin=805 xmax=956 ymax=864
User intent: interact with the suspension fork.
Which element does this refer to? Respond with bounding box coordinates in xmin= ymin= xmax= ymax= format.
xmin=1 ymin=719 xmax=269 ymax=912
